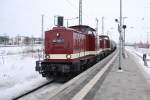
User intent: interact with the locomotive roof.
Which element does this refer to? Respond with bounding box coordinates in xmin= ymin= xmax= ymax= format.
xmin=99 ymin=35 xmax=110 ymax=39
xmin=99 ymin=35 xmax=109 ymax=38
xmin=69 ymin=25 xmax=96 ymax=32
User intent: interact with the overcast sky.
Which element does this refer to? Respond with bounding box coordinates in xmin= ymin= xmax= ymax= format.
xmin=0 ymin=0 xmax=150 ymax=43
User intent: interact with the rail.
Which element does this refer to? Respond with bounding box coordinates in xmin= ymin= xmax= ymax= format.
xmin=12 ymin=80 xmax=54 ymax=100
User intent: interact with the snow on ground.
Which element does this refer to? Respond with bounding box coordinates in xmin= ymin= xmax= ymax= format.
xmin=0 ymin=45 xmax=150 ymax=100
xmin=126 ymin=46 xmax=150 ymax=78
xmin=0 ymin=45 xmax=49 ymax=100
xmin=0 ymin=45 xmax=42 ymax=55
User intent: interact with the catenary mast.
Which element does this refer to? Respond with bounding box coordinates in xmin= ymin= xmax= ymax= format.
xmin=79 ymin=0 xmax=82 ymax=25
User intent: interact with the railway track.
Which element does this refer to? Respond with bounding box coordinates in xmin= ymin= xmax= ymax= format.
xmin=12 ymin=80 xmax=55 ymax=100
xmin=47 ymin=50 xmax=118 ymax=100
xmin=12 ymin=51 xmax=117 ymax=100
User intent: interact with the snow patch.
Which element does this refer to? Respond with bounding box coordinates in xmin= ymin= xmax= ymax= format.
xmin=0 ymin=46 xmax=48 ymax=100
xmin=127 ymin=46 xmax=150 ymax=78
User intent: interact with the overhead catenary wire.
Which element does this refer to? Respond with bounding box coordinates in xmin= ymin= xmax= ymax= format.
xmin=64 ymin=0 xmax=93 ymax=22
xmin=64 ymin=0 xmax=79 ymax=15
xmin=64 ymin=0 xmax=106 ymax=29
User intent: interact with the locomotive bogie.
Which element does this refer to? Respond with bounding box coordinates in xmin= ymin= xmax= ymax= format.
xmin=36 ymin=60 xmax=82 ymax=76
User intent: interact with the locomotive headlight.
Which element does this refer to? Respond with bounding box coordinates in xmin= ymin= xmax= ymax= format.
xmin=45 ymin=55 xmax=50 ymax=59
xmin=56 ymin=33 xmax=60 ymax=37
xmin=66 ymin=54 xmax=71 ymax=59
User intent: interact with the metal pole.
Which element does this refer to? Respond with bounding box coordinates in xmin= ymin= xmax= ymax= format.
xmin=96 ymin=18 xmax=99 ymax=53
xmin=79 ymin=0 xmax=82 ymax=25
xmin=119 ymin=0 xmax=122 ymax=70
xmin=41 ymin=15 xmax=44 ymax=59
xmin=67 ymin=19 xmax=69 ymax=27
xmin=102 ymin=16 xmax=104 ymax=34
xmin=96 ymin=18 xmax=99 ymax=35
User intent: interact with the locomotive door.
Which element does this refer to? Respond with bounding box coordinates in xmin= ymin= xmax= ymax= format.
xmin=78 ymin=34 xmax=81 ymax=57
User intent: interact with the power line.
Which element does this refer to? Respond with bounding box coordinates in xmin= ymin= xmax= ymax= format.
xmin=64 ymin=0 xmax=78 ymax=14
xmin=64 ymin=0 xmax=91 ymax=20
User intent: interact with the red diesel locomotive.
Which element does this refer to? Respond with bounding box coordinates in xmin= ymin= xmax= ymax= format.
xmin=35 ymin=17 xmax=116 ymax=78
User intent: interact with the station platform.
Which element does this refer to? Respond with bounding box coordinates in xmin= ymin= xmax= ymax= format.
xmin=48 ymin=50 xmax=150 ymax=100
xmin=92 ymin=51 xmax=150 ymax=100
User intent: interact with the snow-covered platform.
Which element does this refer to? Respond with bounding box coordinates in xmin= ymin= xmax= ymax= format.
xmin=92 ymin=51 xmax=150 ymax=100
xmin=48 ymin=50 xmax=150 ymax=100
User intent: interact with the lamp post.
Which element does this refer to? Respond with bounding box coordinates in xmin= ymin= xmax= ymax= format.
xmin=115 ymin=0 xmax=123 ymax=70
xmin=118 ymin=0 xmax=123 ymax=70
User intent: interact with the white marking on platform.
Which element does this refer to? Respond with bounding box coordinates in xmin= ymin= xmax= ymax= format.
xmin=117 ymin=69 xmax=124 ymax=72
xmin=71 ymin=52 xmax=118 ymax=100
